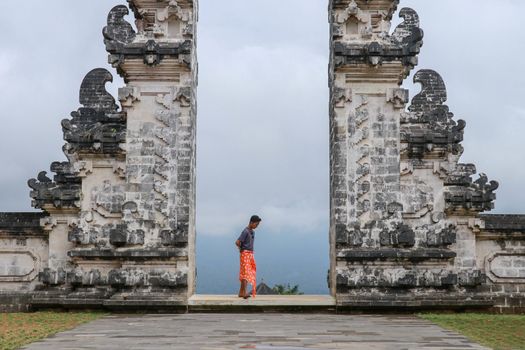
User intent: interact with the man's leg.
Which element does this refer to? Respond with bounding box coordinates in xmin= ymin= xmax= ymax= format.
xmin=238 ymin=280 xmax=246 ymax=297
xmin=239 ymin=280 xmax=249 ymax=298
xmin=238 ymin=280 xmax=244 ymax=297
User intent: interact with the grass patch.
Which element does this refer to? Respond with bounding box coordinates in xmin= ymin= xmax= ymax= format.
xmin=0 ymin=311 xmax=105 ymax=350
xmin=420 ymin=313 xmax=525 ymax=350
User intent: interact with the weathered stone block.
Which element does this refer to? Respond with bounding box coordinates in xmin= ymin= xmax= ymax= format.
xmin=380 ymin=224 xmax=415 ymax=248
xmin=160 ymin=228 xmax=188 ymax=246
xmin=149 ymin=272 xmax=187 ymax=288
xmin=440 ymin=273 xmax=458 ymax=287
xmin=427 ymin=226 xmax=457 ymax=247
xmin=109 ymin=225 xmax=128 ymax=247
xmin=458 ymin=270 xmax=485 ymax=287
xmin=40 ymin=268 xmax=66 ymax=286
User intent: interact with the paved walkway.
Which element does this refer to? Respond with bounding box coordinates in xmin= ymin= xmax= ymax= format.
xmin=22 ymin=314 xmax=489 ymax=350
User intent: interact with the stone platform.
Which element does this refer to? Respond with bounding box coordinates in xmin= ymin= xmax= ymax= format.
xmin=21 ymin=314 xmax=489 ymax=350
xmin=29 ymin=294 xmax=494 ymax=313
xmin=188 ymin=295 xmax=336 ymax=313
xmin=30 ymin=294 xmax=336 ymax=313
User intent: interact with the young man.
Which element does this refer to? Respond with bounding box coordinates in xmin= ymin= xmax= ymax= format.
xmin=235 ymin=215 xmax=262 ymax=299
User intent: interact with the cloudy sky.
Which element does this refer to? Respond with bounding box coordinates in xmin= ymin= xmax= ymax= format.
xmin=1 ymin=1 xmax=524 ymax=293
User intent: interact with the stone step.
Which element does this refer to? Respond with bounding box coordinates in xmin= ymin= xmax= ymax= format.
xmin=188 ymin=294 xmax=336 ymax=313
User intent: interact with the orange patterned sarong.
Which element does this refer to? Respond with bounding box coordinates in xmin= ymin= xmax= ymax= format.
xmin=239 ymin=250 xmax=257 ymax=297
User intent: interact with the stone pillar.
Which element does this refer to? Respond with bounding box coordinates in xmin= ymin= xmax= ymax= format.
xmin=28 ymin=1 xmax=198 ymax=309
xmin=101 ymin=0 xmax=198 ymax=302
xmin=329 ymin=1 xmax=498 ymax=309
xmin=329 ymin=0 xmax=423 ymax=302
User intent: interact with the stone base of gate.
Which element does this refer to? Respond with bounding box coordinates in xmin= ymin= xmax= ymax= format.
xmin=28 ymin=294 xmax=337 ymax=313
xmin=0 ymin=292 xmax=34 ymax=312
xmin=5 ymin=292 xmax=508 ymax=313
xmin=336 ymin=293 xmax=494 ymax=312
xmin=31 ymin=291 xmax=188 ymax=313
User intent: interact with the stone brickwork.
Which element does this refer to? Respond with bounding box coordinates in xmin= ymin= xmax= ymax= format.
xmin=0 ymin=0 xmax=198 ymax=311
xmin=0 ymin=0 xmax=524 ymax=313
xmin=329 ymin=0 xmax=525 ymax=311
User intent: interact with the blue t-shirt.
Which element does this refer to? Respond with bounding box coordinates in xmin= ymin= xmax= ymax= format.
xmin=238 ymin=227 xmax=255 ymax=252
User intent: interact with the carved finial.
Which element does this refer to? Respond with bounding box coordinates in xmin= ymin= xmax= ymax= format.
xmin=410 ymin=69 xmax=447 ymax=114
xmin=391 ymin=8 xmax=424 ymax=52
xmin=79 ymin=68 xmax=118 ymax=112
xmin=398 ymin=8 xmax=420 ymax=30
xmin=402 ymin=69 xmax=467 ymax=158
xmin=37 ymin=171 xmax=52 ymax=183
xmin=28 ymin=164 xmax=81 ymax=210
xmin=347 ymin=0 xmax=359 ymax=14
xmin=337 ymin=0 xmax=366 ymax=24
xmin=445 ymin=170 xmax=499 ymax=213
xmin=103 ymin=5 xmax=136 ymax=45
xmin=61 ymin=69 xmax=126 ymax=155
xmin=410 ymin=69 xmax=466 ymax=132
xmin=474 ymin=173 xmax=499 ymax=193
xmin=169 ymin=0 xmax=182 ymax=12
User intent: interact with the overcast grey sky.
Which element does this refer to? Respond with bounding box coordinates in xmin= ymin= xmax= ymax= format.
xmin=1 ymin=1 xmax=524 ymax=292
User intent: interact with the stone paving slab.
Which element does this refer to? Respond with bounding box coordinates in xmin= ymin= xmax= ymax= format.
xmin=21 ymin=314 xmax=490 ymax=350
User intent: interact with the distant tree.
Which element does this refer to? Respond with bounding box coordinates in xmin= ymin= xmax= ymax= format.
xmin=272 ymin=283 xmax=304 ymax=295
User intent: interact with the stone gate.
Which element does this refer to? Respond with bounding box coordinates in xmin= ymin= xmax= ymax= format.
xmin=328 ymin=0 xmax=525 ymax=311
xmin=0 ymin=0 xmax=524 ymax=312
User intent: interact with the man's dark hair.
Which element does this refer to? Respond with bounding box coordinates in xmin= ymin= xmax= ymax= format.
xmin=250 ymin=215 xmax=262 ymax=223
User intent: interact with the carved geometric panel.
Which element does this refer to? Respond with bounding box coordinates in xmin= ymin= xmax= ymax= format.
xmin=0 ymin=250 xmax=39 ymax=282
xmin=486 ymin=251 xmax=525 ymax=283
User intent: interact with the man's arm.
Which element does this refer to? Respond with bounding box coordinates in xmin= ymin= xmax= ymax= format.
xmin=236 ymin=229 xmax=247 ymax=250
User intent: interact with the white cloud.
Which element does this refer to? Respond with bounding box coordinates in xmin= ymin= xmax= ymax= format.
xmin=196 ymin=42 xmax=329 ymax=236
xmin=259 ymin=201 xmax=327 ymax=234
xmin=0 ymin=51 xmax=17 ymax=82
